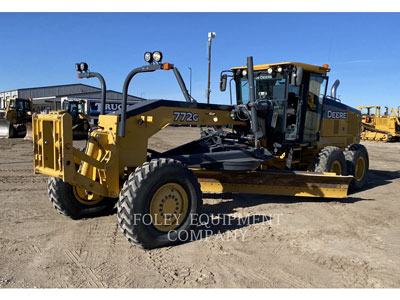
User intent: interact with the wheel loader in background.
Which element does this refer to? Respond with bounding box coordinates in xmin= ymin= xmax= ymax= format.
xmin=0 ymin=97 xmax=90 ymax=140
xmin=0 ymin=97 xmax=33 ymax=138
xmin=61 ymin=99 xmax=91 ymax=140
xmin=32 ymin=52 xmax=369 ymax=249
xmin=357 ymin=105 xmax=400 ymax=142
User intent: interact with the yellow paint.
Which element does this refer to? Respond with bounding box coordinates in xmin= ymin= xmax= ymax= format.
xmin=198 ymin=181 xmax=347 ymax=198
xmin=355 ymin=156 xmax=366 ymax=181
xmin=149 ymin=183 xmax=189 ymax=232
xmin=231 ymin=62 xmax=330 ymax=74
xmin=329 ymin=161 xmax=342 ymax=175
xmin=33 ymin=104 xmax=247 ymax=198
xmin=73 ymin=185 xmax=104 ymax=205
xmin=2 ymin=97 xmax=32 ymax=127
xmin=357 ymin=105 xmax=400 ymax=141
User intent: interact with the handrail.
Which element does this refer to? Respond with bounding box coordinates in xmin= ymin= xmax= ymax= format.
xmin=78 ymin=72 xmax=107 ymax=115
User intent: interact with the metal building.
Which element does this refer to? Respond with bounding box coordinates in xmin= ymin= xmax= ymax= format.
xmin=0 ymin=83 xmax=142 ymax=114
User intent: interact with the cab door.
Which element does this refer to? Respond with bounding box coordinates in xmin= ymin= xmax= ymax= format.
xmin=300 ymin=73 xmax=328 ymax=143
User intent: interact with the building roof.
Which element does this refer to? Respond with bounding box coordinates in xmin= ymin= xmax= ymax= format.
xmin=1 ymin=83 xmax=140 ymax=101
xmin=15 ymin=83 xmax=101 ymax=92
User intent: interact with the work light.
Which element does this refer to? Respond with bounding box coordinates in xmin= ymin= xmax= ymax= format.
xmin=277 ymin=66 xmax=283 ymax=73
xmin=267 ymin=68 xmax=273 ymax=74
xmin=80 ymin=62 xmax=88 ymax=72
xmin=152 ymin=51 xmax=163 ymax=63
xmin=144 ymin=52 xmax=153 ymax=63
xmin=75 ymin=62 xmax=88 ymax=72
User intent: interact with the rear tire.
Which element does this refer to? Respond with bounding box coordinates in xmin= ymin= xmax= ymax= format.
xmin=344 ymin=144 xmax=369 ymax=190
xmin=47 ymin=177 xmax=117 ymax=219
xmin=313 ymin=146 xmax=347 ymax=176
xmin=117 ymin=158 xmax=202 ymax=249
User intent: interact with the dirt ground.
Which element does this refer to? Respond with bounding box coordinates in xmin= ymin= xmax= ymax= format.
xmin=0 ymin=126 xmax=399 ymax=288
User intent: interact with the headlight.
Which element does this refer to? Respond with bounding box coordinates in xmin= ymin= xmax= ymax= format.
xmin=277 ymin=66 xmax=283 ymax=73
xmin=144 ymin=51 xmax=152 ymax=63
xmin=80 ymin=62 xmax=88 ymax=72
xmin=75 ymin=62 xmax=88 ymax=72
xmin=152 ymin=51 xmax=163 ymax=63
xmin=242 ymin=70 xmax=247 ymax=76
xmin=267 ymin=67 xmax=273 ymax=74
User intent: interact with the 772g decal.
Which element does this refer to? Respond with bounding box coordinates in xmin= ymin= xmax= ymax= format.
xmin=173 ymin=111 xmax=199 ymax=122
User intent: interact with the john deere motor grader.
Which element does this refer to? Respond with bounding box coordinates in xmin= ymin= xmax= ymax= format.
xmin=0 ymin=97 xmax=33 ymax=138
xmin=33 ymin=52 xmax=369 ymax=249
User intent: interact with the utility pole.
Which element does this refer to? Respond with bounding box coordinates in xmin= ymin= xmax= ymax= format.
xmin=207 ymin=32 xmax=216 ymax=104
xmin=188 ymin=67 xmax=192 ymax=98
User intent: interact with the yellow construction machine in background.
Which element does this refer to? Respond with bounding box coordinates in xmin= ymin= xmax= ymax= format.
xmin=61 ymin=99 xmax=91 ymax=139
xmin=0 ymin=97 xmax=33 ymax=138
xmin=357 ymin=105 xmax=400 ymax=142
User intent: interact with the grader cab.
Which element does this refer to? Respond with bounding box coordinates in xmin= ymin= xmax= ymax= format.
xmin=33 ymin=52 xmax=368 ymax=249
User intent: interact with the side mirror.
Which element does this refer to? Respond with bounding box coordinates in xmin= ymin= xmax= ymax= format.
xmin=290 ymin=66 xmax=303 ymax=86
xmin=220 ymin=74 xmax=227 ymax=91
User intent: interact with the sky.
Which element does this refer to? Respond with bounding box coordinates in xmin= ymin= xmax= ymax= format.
xmin=0 ymin=12 xmax=400 ymax=108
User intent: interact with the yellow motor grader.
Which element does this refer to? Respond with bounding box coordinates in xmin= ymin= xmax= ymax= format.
xmin=0 ymin=97 xmax=33 ymax=138
xmin=33 ymin=52 xmax=369 ymax=249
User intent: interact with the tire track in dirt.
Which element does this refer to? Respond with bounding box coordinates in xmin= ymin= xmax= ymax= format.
xmin=60 ymin=217 xmax=137 ymax=288
xmin=145 ymin=247 xmax=216 ymax=287
xmin=82 ymin=221 xmax=147 ymax=288
xmin=262 ymin=203 xmax=378 ymax=287
xmin=63 ymin=249 xmax=106 ymax=288
xmin=0 ymin=168 xmax=33 ymax=172
xmin=208 ymin=237 xmax=311 ymax=288
xmin=0 ymin=175 xmax=47 ymax=183
xmin=216 ymin=260 xmax=277 ymax=287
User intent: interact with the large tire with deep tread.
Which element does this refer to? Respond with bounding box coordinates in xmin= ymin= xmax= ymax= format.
xmin=344 ymin=144 xmax=369 ymax=191
xmin=47 ymin=177 xmax=117 ymax=219
xmin=312 ymin=146 xmax=347 ymax=176
xmin=117 ymin=158 xmax=202 ymax=249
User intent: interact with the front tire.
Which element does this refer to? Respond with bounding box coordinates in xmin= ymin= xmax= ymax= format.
xmin=313 ymin=146 xmax=347 ymax=176
xmin=47 ymin=177 xmax=117 ymax=219
xmin=117 ymin=158 xmax=202 ymax=249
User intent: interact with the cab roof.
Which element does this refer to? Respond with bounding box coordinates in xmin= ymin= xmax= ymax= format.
xmin=231 ymin=62 xmax=330 ymax=74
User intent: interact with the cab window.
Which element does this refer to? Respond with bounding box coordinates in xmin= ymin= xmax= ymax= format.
xmin=78 ymin=103 xmax=84 ymax=114
xmin=24 ymin=101 xmax=30 ymax=110
xmin=303 ymin=74 xmax=327 ymax=142
xmin=308 ymin=74 xmax=327 ymax=108
xmin=62 ymin=101 xmax=69 ymax=110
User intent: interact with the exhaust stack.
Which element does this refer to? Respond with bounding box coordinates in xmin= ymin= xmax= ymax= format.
xmin=331 ymin=79 xmax=340 ymax=99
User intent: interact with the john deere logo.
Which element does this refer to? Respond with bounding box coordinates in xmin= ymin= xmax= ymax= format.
xmin=327 ymin=110 xmax=347 ymax=119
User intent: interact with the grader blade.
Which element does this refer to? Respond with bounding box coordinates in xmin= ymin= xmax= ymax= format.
xmin=0 ymin=119 xmax=13 ymax=138
xmin=195 ymin=169 xmax=353 ymax=198
xmin=24 ymin=122 xmax=33 ymax=140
